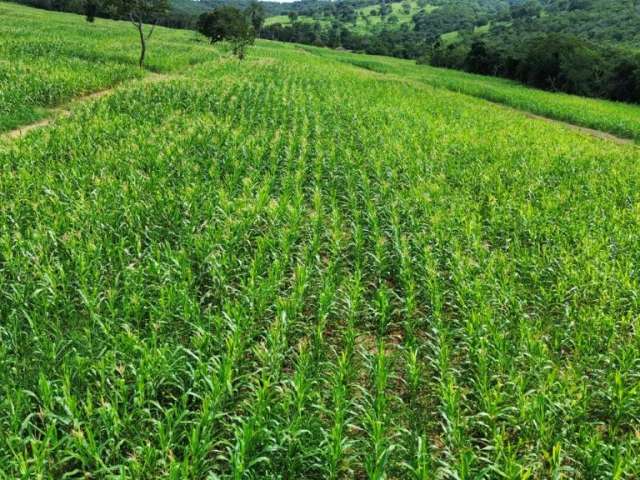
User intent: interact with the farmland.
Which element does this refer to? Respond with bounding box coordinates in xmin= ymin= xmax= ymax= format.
xmin=0 ymin=2 xmax=213 ymax=132
xmin=2 ymin=2 xmax=640 ymax=478
xmin=303 ymin=46 xmax=640 ymax=143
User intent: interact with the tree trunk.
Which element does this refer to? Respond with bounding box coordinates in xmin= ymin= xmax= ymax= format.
xmin=137 ymin=20 xmax=146 ymax=68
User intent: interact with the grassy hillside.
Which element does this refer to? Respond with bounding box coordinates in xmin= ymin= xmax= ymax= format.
xmin=2 ymin=3 xmax=640 ymax=478
xmin=265 ymin=0 xmax=437 ymax=35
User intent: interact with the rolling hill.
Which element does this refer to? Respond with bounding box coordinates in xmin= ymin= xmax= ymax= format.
xmin=263 ymin=0 xmax=640 ymax=49
xmin=260 ymin=0 xmax=640 ymax=104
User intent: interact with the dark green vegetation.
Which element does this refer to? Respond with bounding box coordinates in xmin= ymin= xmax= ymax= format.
xmin=261 ymin=0 xmax=640 ymax=103
xmin=3 ymin=2 xmax=640 ymax=478
xmin=426 ymin=8 xmax=640 ymax=103
xmin=9 ymin=0 xmax=328 ymax=27
xmin=196 ymin=5 xmax=261 ymax=59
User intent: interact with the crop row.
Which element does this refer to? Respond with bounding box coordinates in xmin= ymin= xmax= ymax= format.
xmin=303 ymin=45 xmax=640 ymax=142
xmin=2 ymin=41 xmax=639 ymax=477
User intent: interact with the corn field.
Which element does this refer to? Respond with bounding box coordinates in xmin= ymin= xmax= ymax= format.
xmin=1 ymin=3 xmax=640 ymax=479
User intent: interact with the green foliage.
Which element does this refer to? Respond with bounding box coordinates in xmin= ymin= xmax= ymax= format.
xmin=511 ymin=0 xmax=542 ymax=19
xmin=84 ymin=0 xmax=97 ymax=22
xmin=198 ymin=6 xmax=249 ymax=42
xmin=245 ymin=0 xmax=266 ymax=32
xmin=3 ymin=3 xmax=640 ymax=478
xmin=197 ymin=5 xmax=255 ymax=59
xmin=428 ymin=32 xmax=640 ymax=103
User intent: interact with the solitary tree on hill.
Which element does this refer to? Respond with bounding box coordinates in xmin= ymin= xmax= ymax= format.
xmin=107 ymin=0 xmax=170 ymax=68
xmin=197 ymin=7 xmax=256 ymax=60
xmin=85 ymin=0 xmax=98 ymax=23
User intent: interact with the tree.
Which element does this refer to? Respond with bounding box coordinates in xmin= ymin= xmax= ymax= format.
xmin=465 ymin=40 xmax=495 ymax=75
xmin=288 ymin=11 xmax=298 ymax=22
xmin=336 ymin=3 xmax=356 ymax=23
xmin=511 ymin=0 xmax=542 ymax=19
xmin=379 ymin=0 xmax=390 ymax=17
xmin=197 ymin=7 xmax=255 ymax=60
xmin=245 ymin=0 xmax=265 ymax=33
xmin=107 ymin=0 xmax=170 ymax=68
xmin=607 ymin=56 xmax=640 ymax=102
xmin=327 ymin=21 xmax=342 ymax=48
xmin=85 ymin=0 xmax=98 ymax=23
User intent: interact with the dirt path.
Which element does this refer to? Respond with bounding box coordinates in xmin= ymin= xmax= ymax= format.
xmin=1 ymin=72 xmax=173 ymax=142
xmin=492 ymin=103 xmax=636 ymax=146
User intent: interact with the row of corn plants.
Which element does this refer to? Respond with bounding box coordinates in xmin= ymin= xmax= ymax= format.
xmin=2 ymin=17 xmax=640 ymax=479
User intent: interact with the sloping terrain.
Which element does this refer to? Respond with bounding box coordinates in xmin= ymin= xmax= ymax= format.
xmin=1 ymin=3 xmax=640 ymax=478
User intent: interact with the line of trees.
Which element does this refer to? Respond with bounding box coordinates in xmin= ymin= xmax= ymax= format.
xmin=261 ymin=22 xmax=428 ymax=59
xmin=12 ymin=0 xmax=196 ymax=27
xmin=424 ymin=33 xmax=640 ymax=103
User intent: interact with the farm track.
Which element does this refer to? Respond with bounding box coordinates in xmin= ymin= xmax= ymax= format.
xmin=1 ymin=72 xmax=175 ymax=141
xmin=489 ymin=101 xmax=636 ymax=146
xmin=404 ymin=80 xmax=638 ymax=146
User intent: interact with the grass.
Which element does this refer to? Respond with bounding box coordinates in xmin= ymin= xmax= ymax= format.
xmin=2 ymin=3 xmax=640 ymax=478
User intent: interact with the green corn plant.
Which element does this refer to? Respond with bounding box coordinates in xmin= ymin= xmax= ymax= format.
xmin=3 ymin=8 xmax=640 ymax=478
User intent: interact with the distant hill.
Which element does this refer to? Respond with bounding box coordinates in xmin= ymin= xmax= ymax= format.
xmin=8 ymin=0 xmax=330 ymax=27
xmin=260 ymin=0 xmax=640 ymax=103
xmin=172 ymin=0 xmax=331 ymax=18
xmin=263 ymin=0 xmax=640 ymax=50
